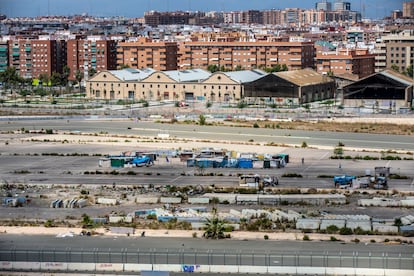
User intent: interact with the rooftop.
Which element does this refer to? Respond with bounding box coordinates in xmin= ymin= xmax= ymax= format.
xmin=275 ymin=68 xmax=333 ymax=86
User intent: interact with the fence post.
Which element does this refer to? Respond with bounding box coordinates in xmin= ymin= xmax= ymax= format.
xmin=369 ymin=252 xmax=371 ymax=268
xmin=137 ymin=249 xmax=139 ymax=264
xmin=399 ymin=253 xmax=401 ymax=269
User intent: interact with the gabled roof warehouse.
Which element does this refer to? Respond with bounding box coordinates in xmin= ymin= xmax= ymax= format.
xmin=343 ymin=70 xmax=413 ymax=111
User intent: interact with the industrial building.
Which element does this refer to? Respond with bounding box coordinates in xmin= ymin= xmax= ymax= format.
xmin=342 ymin=69 xmax=414 ymax=112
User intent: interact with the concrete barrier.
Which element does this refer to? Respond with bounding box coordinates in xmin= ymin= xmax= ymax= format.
xmin=325 ymin=267 xmax=356 ymax=275
xmin=153 ymin=264 xmax=181 ymax=272
xmin=124 ymin=263 xmax=152 ymax=272
xmin=0 ymin=261 xmax=13 ymax=270
xmin=239 ymin=265 xmax=267 ymax=273
xmin=267 ymin=266 xmax=297 ymax=274
xmin=67 ymin=262 xmax=95 ymax=271
xmin=13 ymin=262 xmax=41 ymax=270
xmin=95 ymin=262 xmax=123 ymax=272
xmin=41 ymin=262 xmax=68 ymax=271
xmin=385 ymin=269 xmax=414 ymax=276
xmin=297 ymin=266 xmax=326 ymax=275
xmin=210 ymin=265 xmax=239 ymax=273
xmin=355 ymin=268 xmax=386 ymax=275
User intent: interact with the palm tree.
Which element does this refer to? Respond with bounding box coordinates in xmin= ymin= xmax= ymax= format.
xmin=203 ymin=210 xmax=225 ymax=239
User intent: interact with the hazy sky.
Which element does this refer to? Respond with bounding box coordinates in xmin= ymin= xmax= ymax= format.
xmin=0 ymin=0 xmax=405 ymax=19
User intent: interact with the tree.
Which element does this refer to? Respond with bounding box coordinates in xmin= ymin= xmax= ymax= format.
xmin=234 ymin=65 xmax=243 ymax=71
xmin=61 ymin=65 xmax=70 ymax=86
xmin=0 ymin=67 xmax=21 ymax=93
xmin=203 ymin=211 xmax=225 ymax=239
xmin=390 ymin=64 xmax=400 ymax=72
xmin=81 ymin=213 xmax=93 ymax=226
xmin=334 ymin=146 xmax=344 ymax=158
xmin=74 ymin=69 xmax=84 ymax=95
xmin=207 ymin=64 xmax=219 ymax=73
xmin=88 ymin=68 xmax=97 ymax=78
xmin=405 ymin=64 xmax=413 ymax=78
xmin=50 ymin=72 xmax=62 ymax=86
xmin=199 ymin=114 xmax=206 ymax=125
xmin=118 ymin=64 xmax=130 ymax=69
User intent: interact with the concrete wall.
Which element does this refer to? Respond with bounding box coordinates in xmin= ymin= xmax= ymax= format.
xmin=136 ymin=197 xmax=159 ymax=204
xmin=160 ymin=197 xmax=182 ymax=204
xmin=188 ymin=197 xmax=210 ymax=204
xmin=2 ymin=261 xmax=414 ymax=275
xmin=96 ymin=198 xmax=118 ymax=205
xmin=109 ymin=216 xmax=133 ymax=223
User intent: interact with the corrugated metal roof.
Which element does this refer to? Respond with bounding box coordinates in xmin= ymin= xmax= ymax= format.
xmin=275 ymin=68 xmax=333 ymax=86
xmin=224 ymin=69 xmax=268 ymax=83
xmin=164 ymin=68 xmax=211 ymax=82
xmin=109 ymin=68 xmax=156 ymax=81
xmin=380 ymin=69 xmax=413 ymax=86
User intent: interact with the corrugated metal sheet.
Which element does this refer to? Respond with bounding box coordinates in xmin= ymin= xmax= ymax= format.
xmin=320 ymin=219 xmax=346 ymax=230
xmin=372 ymin=223 xmax=398 ymax=234
xmin=164 ymin=68 xmax=211 ymax=82
xmin=224 ymin=69 xmax=268 ymax=83
xmin=275 ymin=68 xmax=333 ymax=87
xmin=296 ymin=218 xmax=321 ymax=230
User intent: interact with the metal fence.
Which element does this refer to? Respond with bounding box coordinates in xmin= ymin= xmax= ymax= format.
xmin=1 ymin=248 xmax=413 ymax=270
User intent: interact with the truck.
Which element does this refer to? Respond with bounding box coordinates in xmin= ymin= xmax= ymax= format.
xmin=239 ymin=174 xmax=278 ymax=189
xmin=333 ymin=175 xmax=356 ymax=188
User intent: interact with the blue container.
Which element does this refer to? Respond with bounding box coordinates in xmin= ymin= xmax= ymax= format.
xmin=237 ymin=158 xmax=253 ymax=168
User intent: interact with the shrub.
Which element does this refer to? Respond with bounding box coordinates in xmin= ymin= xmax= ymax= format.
xmin=326 ymin=225 xmax=339 ymax=234
xmin=339 ymin=227 xmax=353 ymax=235
xmin=264 ymin=234 xmax=269 ymax=240
xmin=330 ymin=236 xmax=338 ymax=241
xmin=303 ymin=234 xmax=310 ymax=241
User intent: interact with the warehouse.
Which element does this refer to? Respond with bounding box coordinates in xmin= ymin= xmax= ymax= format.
xmin=342 ymin=69 xmax=413 ymax=112
xmin=243 ymin=68 xmax=336 ymax=105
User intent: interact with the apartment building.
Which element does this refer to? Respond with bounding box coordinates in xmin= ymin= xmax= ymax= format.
xmin=67 ymin=38 xmax=117 ymax=81
xmin=382 ymin=30 xmax=414 ymax=73
xmin=315 ymin=48 xmax=375 ymax=79
xmin=403 ymin=1 xmax=414 ymax=18
xmin=0 ymin=41 xmax=8 ymax=73
xmin=6 ymin=39 xmax=63 ymax=79
xmin=177 ymin=41 xmax=315 ymax=71
xmin=117 ymin=37 xmax=178 ymax=71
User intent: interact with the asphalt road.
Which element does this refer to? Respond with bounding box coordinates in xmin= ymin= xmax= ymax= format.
xmin=1 ymin=119 xmax=414 ymax=151
xmin=1 ymin=235 xmax=413 ymax=269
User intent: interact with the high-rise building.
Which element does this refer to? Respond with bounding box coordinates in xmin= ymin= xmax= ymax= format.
xmin=7 ymin=39 xmax=62 ymax=79
xmin=403 ymin=1 xmax=414 ymax=18
xmin=66 ymin=38 xmax=117 ymax=81
xmin=316 ymin=1 xmax=332 ymax=11
xmin=333 ymin=0 xmax=351 ymax=11
xmin=0 ymin=41 xmax=9 ymax=73
xmin=117 ymin=37 xmax=178 ymax=71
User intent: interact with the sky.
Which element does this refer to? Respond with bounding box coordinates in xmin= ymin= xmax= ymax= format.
xmin=0 ymin=0 xmax=405 ymax=20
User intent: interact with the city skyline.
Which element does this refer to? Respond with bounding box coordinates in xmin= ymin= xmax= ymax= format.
xmin=0 ymin=0 xmax=405 ymax=20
